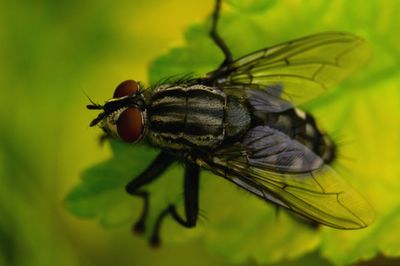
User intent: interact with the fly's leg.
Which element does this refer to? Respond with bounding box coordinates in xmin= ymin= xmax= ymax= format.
xmin=210 ymin=0 xmax=233 ymax=68
xmin=125 ymin=151 xmax=176 ymax=234
xmin=149 ymin=161 xmax=200 ymax=246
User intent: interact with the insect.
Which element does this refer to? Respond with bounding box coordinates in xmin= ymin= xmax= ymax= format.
xmin=88 ymin=0 xmax=374 ymax=246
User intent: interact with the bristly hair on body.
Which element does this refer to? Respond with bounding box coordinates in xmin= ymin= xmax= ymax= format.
xmin=148 ymin=73 xmax=205 ymax=90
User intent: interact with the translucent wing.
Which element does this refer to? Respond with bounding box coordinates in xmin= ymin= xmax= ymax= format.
xmin=198 ymin=126 xmax=374 ymax=229
xmin=207 ymin=32 xmax=370 ymax=111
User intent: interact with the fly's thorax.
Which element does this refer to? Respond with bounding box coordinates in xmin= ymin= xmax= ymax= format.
xmin=145 ymin=84 xmax=250 ymax=151
xmin=225 ymin=97 xmax=251 ymax=138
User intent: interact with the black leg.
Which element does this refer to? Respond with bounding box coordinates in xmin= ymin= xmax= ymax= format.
xmin=150 ymin=161 xmax=200 ymax=246
xmin=210 ymin=0 xmax=233 ymax=68
xmin=125 ymin=151 xmax=176 ymax=234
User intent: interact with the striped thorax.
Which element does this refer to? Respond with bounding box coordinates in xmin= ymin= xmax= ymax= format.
xmin=146 ymin=84 xmax=251 ymax=151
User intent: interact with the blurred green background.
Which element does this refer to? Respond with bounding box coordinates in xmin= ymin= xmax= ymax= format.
xmin=1 ymin=0 xmax=400 ymax=266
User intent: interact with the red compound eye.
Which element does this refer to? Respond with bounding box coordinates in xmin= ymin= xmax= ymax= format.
xmin=116 ymin=108 xmax=143 ymax=142
xmin=113 ymin=80 xmax=139 ymax=98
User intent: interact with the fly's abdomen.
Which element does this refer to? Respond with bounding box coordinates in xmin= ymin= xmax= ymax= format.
xmin=259 ymin=108 xmax=336 ymax=164
xmin=147 ymin=85 xmax=227 ymax=150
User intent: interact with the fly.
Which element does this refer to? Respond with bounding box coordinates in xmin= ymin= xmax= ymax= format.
xmin=88 ymin=0 xmax=374 ymax=246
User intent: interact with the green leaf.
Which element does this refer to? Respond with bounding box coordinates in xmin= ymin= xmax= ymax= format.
xmin=65 ymin=141 xmax=159 ymax=227
xmin=227 ymin=0 xmax=278 ymax=13
xmin=67 ymin=0 xmax=400 ymax=265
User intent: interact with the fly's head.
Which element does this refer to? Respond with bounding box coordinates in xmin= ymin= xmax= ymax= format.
xmin=87 ymin=80 xmax=147 ymax=143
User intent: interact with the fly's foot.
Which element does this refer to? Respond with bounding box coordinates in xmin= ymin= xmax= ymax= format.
xmin=150 ymin=234 xmax=161 ymax=247
xmin=133 ymin=220 xmax=145 ymax=235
